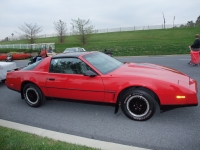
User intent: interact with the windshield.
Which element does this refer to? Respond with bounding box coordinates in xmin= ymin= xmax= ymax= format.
xmin=78 ymin=48 xmax=85 ymax=52
xmin=64 ymin=48 xmax=77 ymax=52
xmin=83 ymin=52 xmax=123 ymax=74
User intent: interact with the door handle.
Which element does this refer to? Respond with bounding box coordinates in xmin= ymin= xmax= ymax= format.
xmin=47 ymin=78 xmax=55 ymax=81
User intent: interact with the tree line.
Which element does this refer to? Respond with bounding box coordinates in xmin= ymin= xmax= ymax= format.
xmin=10 ymin=15 xmax=200 ymax=45
xmin=179 ymin=15 xmax=200 ymax=28
xmin=18 ymin=18 xmax=94 ymax=45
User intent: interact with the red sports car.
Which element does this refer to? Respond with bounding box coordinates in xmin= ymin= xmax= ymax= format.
xmin=6 ymin=52 xmax=198 ymax=121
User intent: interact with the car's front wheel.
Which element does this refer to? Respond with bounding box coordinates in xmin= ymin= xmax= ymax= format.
xmin=121 ymin=89 xmax=156 ymax=121
xmin=23 ymin=83 xmax=45 ymax=107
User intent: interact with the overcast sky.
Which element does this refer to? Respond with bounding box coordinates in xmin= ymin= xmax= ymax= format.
xmin=0 ymin=0 xmax=199 ymax=39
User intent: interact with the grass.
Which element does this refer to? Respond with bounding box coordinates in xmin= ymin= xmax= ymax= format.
xmin=0 ymin=26 xmax=199 ymax=56
xmin=0 ymin=126 xmax=99 ymax=150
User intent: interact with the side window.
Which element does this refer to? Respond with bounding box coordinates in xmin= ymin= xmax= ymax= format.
xmin=50 ymin=57 xmax=92 ymax=74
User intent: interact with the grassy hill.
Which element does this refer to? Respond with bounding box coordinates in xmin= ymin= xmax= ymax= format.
xmin=0 ymin=27 xmax=199 ymax=56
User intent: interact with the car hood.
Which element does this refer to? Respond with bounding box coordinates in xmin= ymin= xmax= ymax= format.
xmin=110 ymin=62 xmax=189 ymax=83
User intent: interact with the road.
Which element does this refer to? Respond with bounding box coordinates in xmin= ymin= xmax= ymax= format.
xmin=0 ymin=55 xmax=200 ymax=150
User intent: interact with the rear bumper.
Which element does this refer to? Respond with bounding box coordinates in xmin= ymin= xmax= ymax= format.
xmin=6 ymin=82 xmax=21 ymax=93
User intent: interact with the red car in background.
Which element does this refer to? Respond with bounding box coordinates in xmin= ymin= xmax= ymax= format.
xmin=6 ymin=51 xmax=198 ymax=121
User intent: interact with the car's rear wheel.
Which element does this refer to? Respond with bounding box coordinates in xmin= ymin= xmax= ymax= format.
xmin=121 ymin=89 xmax=156 ymax=121
xmin=23 ymin=83 xmax=45 ymax=107
xmin=1 ymin=79 xmax=6 ymax=83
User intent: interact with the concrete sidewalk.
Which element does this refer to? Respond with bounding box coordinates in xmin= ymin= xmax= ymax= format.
xmin=0 ymin=119 xmax=149 ymax=150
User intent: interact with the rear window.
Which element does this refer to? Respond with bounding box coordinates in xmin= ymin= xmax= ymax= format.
xmin=21 ymin=61 xmax=42 ymax=70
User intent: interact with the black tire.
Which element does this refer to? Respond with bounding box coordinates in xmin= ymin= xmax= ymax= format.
xmin=1 ymin=79 xmax=6 ymax=83
xmin=23 ymin=83 xmax=46 ymax=107
xmin=121 ymin=89 xmax=156 ymax=121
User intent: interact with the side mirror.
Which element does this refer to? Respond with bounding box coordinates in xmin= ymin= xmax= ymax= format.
xmin=83 ymin=70 xmax=97 ymax=77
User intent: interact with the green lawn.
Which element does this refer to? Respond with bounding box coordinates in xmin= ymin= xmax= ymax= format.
xmin=0 ymin=126 xmax=99 ymax=150
xmin=0 ymin=26 xmax=199 ymax=56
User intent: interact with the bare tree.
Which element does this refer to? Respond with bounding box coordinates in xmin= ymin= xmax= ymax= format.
xmin=71 ymin=18 xmax=95 ymax=45
xmin=18 ymin=23 xmax=43 ymax=44
xmin=187 ymin=21 xmax=195 ymax=27
xmin=54 ymin=20 xmax=67 ymax=43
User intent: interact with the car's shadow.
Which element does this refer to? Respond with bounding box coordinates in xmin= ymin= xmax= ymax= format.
xmin=0 ymin=81 xmax=5 ymax=87
xmin=47 ymin=97 xmax=116 ymax=109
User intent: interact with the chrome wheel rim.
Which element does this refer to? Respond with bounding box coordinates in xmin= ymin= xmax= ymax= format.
xmin=126 ymin=95 xmax=150 ymax=117
xmin=25 ymin=87 xmax=39 ymax=105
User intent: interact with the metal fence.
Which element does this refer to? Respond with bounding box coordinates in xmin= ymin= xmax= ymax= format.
xmin=0 ymin=43 xmax=55 ymax=50
xmin=0 ymin=44 xmax=31 ymax=49
xmin=1 ymin=23 xmax=186 ymax=42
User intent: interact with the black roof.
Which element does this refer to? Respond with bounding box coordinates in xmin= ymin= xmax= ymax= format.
xmin=52 ymin=51 xmax=93 ymax=58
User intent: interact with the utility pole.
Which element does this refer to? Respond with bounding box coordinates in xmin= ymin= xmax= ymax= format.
xmin=173 ymin=16 xmax=175 ymax=28
xmin=162 ymin=12 xmax=165 ymax=29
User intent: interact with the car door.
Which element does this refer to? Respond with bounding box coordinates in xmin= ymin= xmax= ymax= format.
xmin=46 ymin=57 xmax=105 ymax=102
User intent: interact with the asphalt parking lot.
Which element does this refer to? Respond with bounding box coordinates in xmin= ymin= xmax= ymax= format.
xmin=0 ymin=54 xmax=200 ymax=150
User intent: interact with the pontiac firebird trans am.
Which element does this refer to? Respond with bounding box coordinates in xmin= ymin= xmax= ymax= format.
xmin=6 ymin=51 xmax=198 ymax=121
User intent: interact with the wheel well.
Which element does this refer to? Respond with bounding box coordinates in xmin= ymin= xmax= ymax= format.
xmin=117 ymin=86 xmax=160 ymax=106
xmin=1 ymin=79 xmax=6 ymax=83
xmin=21 ymin=81 xmax=38 ymax=99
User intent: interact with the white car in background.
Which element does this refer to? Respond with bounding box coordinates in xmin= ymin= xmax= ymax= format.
xmin=0 ymin=62 xmax=17 ymax=82
xmin=63 ymin=47 xmax=86 ymax=53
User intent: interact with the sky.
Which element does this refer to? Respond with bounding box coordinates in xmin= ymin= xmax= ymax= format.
xmin=0 ymin=0 xmax=199 ymax=39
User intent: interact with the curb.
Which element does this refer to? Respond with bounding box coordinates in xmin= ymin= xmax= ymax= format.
xmin=0 ymin=119 xmax=148 ymax=150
